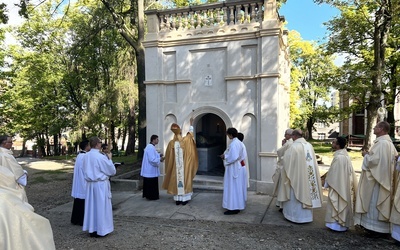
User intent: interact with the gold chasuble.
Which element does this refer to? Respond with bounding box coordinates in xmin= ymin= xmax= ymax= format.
xmin=162 ymin=124 xmax=199 ymax=195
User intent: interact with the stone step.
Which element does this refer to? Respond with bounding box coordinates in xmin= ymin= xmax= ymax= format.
xmin=193 ymin=175 xmax=223 ymax=191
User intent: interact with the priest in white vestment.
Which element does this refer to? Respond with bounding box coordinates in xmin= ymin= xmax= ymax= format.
xmin=141 ymin=134 xmax=164 ymax=200
xmin=221 ymin=127 xmax=247 ymax=215
xmin=278 ymin=129 xmax=322 ymax=223
xmin=0 ymin=165 xmax=56 ymax=250
xmin=355 ymin=121 xmax=398 ymax=234
xmin=0 ymin=135 xmax=28 ymax=202
xmin=273 ymin=129 xmax=293 ymax=208
xmin=82 ymin=136 xmax=116 ymax=237
xmin=325 ymin=137 xmax=358 ymax=231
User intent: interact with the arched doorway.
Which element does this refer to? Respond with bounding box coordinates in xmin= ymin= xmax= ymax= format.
xmin=194 ymin=113 xmax=226 ymax=176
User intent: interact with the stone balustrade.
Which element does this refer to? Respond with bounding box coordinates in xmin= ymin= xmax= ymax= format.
xmin=145 ymin=0 xmax=281 ymax=40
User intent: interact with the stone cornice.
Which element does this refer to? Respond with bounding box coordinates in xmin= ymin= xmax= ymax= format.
xmin=145 ymin=73 xmax=281 ymax=85
xmin=143 ymin=27 xmax=281 ymax=48
xmin=259 ymin=152 xmax=277 ymax=157
xmin=144 ymin=80 xmax=191 ymax=85
xmin=225 ymin=73 xmax=280 ymax=80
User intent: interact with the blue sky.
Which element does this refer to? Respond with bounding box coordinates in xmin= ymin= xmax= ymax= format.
xmin=279 ymin=1 xmax=339 ymax=42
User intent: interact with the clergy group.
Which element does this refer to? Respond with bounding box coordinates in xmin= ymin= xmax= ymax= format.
xmin=275 ymin=122 xmax=400 ymax=243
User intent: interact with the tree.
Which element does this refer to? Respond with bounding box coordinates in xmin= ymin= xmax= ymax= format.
xmin=315 ymin=0 xmax=397 ymax=149
xmin=2 ymin=0 xmax=137 ymax=156
xmin=288 ymin=31 xmax=338 ymax=138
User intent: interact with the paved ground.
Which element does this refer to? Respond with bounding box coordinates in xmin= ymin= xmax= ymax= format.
xmin=50 ymin=189 xmax=328 ymax=230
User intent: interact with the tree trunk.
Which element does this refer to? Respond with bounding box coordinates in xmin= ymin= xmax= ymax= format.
xmin=136 ymin=0 xmax=146 ymax=160
xmin=306 ymin=117 xmax=314 ymax=140
xmin=364 ymin=2 xmax=391 ymax=150
xmin=101 ymin=0 xmax=146 ymax=159
xmin=20 ymin=139 xmax=27 ymax=157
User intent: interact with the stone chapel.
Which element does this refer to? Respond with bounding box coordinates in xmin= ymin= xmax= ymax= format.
xmin=144 ymin=0 xmax=290 ymax=194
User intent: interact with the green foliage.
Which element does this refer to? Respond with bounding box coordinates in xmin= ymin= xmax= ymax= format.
xmin=317 ymin=0 xmax=399 ymax=148
xmin=288 ymin=31 xmax=338 ymax=136
xmin=0 ymin=0 xmax=139 ymax=153
xmin=0 ymin=3 xmax=9 ymax=24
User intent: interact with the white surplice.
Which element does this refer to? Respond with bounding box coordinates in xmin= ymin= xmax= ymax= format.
xmin=71 ymin=151 xmax=87 ymax=199
xmin=82 ymin=149 xmax=116 ymax=236
xmin=222 ymin=138 xmax=247 ymax=210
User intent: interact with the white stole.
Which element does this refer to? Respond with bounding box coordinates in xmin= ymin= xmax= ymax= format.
xmin=174 ymin=141 xmax=185 ymax=195
xmin=303 ymin=142 xmax=322 ymax=208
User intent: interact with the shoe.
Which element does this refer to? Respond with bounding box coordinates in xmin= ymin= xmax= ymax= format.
xmin=89 ymin=232 xmax=98 ymax=238
xmin=224 ymin=210 xmax=240 ymax=215
xmin=182 ymin=201 xmax=188 ymax=206
xmin=176 ymin=201 xmax=182 ymax=205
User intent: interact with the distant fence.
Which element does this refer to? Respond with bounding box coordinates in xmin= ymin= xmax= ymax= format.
xmin=347 ymin=135 xmax=365 ymax=148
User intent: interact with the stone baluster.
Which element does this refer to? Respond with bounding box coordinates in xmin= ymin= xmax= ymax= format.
xmin=202 ymin=10 xmax=207 ymax=28
xmin=236 ymin=5 xmax=242 ymax=24
xmin=159 ymin=14 xmax=165 ymax=31
xmin=209 ymin=9 xmax=214 ymax=27
xmin=229 ymin=5 xmax=234 ymax=25
xmin=243 ymin=4 xmax=249 ymax=24
xmin=165 ymin=15 xmax=171 ymax=30
xmin=250 ymin=3 xmax=256 ymax=23
xmin=171 ymin=13 xmax=176 ymax=30
xmin=177 ymin=12 xmax=183 ymax=30
xmin=183 ymin=12 xmax=188 ymax=30
xmin=222 ymin=7 xmax=228 ymax=26
xmin=189 ymin=11 xmax=195 ymax=30
xmin=257 ymin=2 xmax=263 ymax=22
xmin=196 ymin=11 xmax=202 ymax=29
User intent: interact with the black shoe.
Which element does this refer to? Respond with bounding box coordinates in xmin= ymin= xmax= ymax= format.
xmin=176 ymin=201 xmax=182 ymax=205
xmin=224 ymin=210 xmax=240 ymax=215
xmin=89 ymin=232 xmax=98 ymax=238
xmin=182 ymin=201 xmax=188 ymax=206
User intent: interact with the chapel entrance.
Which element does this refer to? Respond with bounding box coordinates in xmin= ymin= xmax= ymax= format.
xmin=195 ymin=113 xmax=226 ymax=176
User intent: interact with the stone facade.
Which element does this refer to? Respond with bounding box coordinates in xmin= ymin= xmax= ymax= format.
xmin=144 ymin=0 xmax=290 ymax=194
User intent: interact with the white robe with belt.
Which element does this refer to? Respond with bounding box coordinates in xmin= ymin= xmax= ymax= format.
xmin=82 ymin=149 xmax=116 ymax=236
xmin=223 ymin=138 xmax=247 ymax=210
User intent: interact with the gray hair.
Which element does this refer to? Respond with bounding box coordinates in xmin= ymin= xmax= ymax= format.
xmin=285 ymin=129 xmax=293 ymax=135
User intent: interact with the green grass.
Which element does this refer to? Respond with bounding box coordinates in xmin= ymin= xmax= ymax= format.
xmin=44 ymin=154 xmax=137 ymax=164
xmin=310 ymin=140 xmax=363 ymax=160
xmin=112 ymin=155 xmax=137 ymax=165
